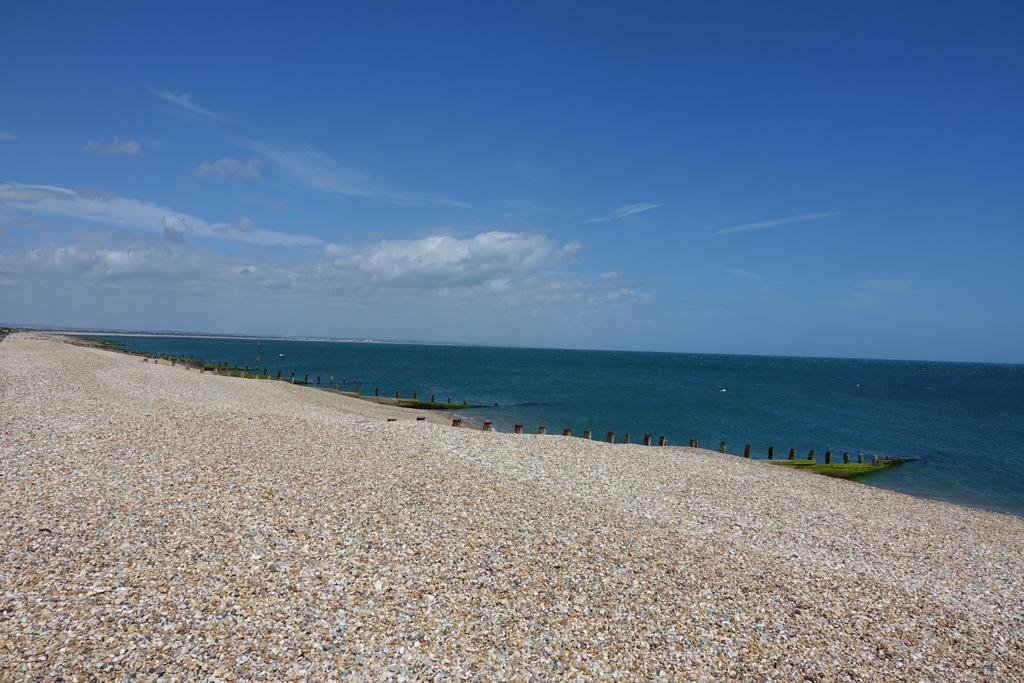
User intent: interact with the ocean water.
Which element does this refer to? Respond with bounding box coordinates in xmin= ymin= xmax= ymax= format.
xmin=98 ymin=335 xmax=1024 ymax=516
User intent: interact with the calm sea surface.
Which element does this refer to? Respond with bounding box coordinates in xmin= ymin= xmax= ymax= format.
xmin=98 ymin=335 xmax=1024 ymax=516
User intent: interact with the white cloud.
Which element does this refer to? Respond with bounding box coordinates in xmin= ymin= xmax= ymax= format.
xmin=237 ymin=140 xmax=469 ymax=207
xmin=0 ymin=182 xmax=321 ymax=248
xmin=82 ymin=137 xmax=142 ymax=157
xmin=328 ymin=231 xmax=580 ymax=287
xmin=0 ymin=130 xmax=15 ymax=142
xmin=584 ymin=203 xmax=661 ymax=223
xmin=151 ymin=89 xmax=229 ymax=121
xmin=0 ymin=231 xmax=620 ymax=308
xmin=713 ymin=213 xmax=837 ymax=236
xmin=195 ymin=157 xmax=261 ymax=181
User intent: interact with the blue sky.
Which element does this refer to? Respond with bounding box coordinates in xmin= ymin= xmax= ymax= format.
xmin=1 ymin=1 xmax=1022 ymax=361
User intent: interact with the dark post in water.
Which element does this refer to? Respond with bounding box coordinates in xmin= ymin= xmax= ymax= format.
xmin=643 ymin=434 xmax=652 ymax=446
xmin=744 ymin=444 xmax=752 ymax=459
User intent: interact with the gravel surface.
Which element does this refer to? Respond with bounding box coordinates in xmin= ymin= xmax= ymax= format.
xmin=2 ymin=333 xmax=1022 ymax=681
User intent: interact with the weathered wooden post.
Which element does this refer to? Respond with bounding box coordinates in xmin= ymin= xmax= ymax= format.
xmin=413 ymin=392 xmax=418 ymax=401
xmin=825 ymin=450 xmax=832 ymax=464
xmin=788 ymin=448 xmax=796 ymax=460
xmin=316 ymin=376 xmax=321 ymax=386
xmin=857 ymin=452 xmax=864 ymax=464
xmin=374 ymin=386 xmax=380 ymax=396
xmin=538 ymin=426 xmax=547 ymax=434
xmin=768 ymin=446 xmax=775 ymax=460
xmin=514 ymin=424 xmax=524 ymax=434
xmin=416 ymin=416 xmax=426 ymax=421
xmin=395 ymin=390 xmax=400 ymax=399
xmin=689 ymin=438 xmax=699 ymax=448
xmin=808 ymin=449 xmax=816 ymax=462
xmin=744 ymin=444 xmax=752 ymax=459
xmin=622 ymin=433 xmax=630 ymax=444
xmin=719 ymin=441 xmax=727 ymax=453
xmin=483 ymin=421 xmax=493 ymax=431
xmin=452 ymin=418 xmax=462 ymax=427
xmin=843 ymin=451 xmax=850 ymax=463
xmin=658 ymin=435 xmax=667 ymax=446
xmin=447 ymin=396 xmax=452 ymax=405
xmin=562 ymin=428 xmax=572 ymax=436
xmin=277 ymin=370 xmax=282 ymax=380
xmin=643 ymin=434 xmax=652 ymax=446
xmin=607 ymin=432 xmax=615 ymax=443
xmin=290 ymin=372 xmax=295 ymax=384
xmin=431 ymin=394 xmax=436 ymax=404
xmin=583 ymin=429 xmax=593 ymax=440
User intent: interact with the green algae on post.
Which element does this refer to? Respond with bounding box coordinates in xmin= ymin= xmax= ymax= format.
xmin=769 ymin=457 xmax=910 ymax=479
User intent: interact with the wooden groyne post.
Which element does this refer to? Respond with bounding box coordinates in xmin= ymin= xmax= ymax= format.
xmin=607 ymin=431 xmax=615 ymax=443
xmin=562 ymin=428 xmax=572 ymax=436
xmin=452 ymin=418 xmax=462 ymax=427
xmin=658 ymin=435 xmax=667 ymax=446
xmin=825 ymin=450 xmax=833 ymax=464
xmin=583 ymin=429 xmax=592 ymax=440
xmin=483 ymin=421 xmax=493 ymax=431
xmin=719 ymin=441 xmax=727 ymax=453
xmin=689 ymin=438 xmax=698 ymax=448
xmin=537 ymin=426 xmax=546 ymax=434
xmin=743 ymin=444 xmax=752 ymax=459
xmin=622 ymin=433 xmax=630 ymax=444
xmin=768 ymin=446 xmax=775 ymax=460
xmin=808 ymin=449 xmax=816 ymax=462
xmin=643 ymin=434 xmax=652 ymax=446
xmin=514 ymin=424 xmax=524 ymax=434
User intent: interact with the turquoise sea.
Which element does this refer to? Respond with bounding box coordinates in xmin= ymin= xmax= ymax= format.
xmin=98 ymin=335 xmax=1024 ymax=516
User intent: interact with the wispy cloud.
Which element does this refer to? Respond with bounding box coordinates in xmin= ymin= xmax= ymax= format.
xmin=722 ymin=267 xmax=763 ymax=280
xmin=584 ymin=202 xmax=661 ymax=223
xmin=82 ymin=137 xmax=142 ymax=157
xmin=713 ymin=212 xmax=837 ymax=236
xmin=195 ymin=157 xmax=261 ymax=181
xmin=0 ymin=130 xmax=15 ymax=142
xmin=0 ymin=182 xmax=320 ymax=248
xmin=238 ymin=140 xmax=469 ymax=207
xmin=150 ymin=89 xmax=229 ymax=121
xmin=844 ymin=278 xmax=913 ymax=308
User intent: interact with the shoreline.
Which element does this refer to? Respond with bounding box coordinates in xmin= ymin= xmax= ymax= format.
xmin=2 ymin=332 xmax=1023 ymax=679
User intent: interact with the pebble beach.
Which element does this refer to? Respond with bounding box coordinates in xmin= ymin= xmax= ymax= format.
xmin=1 ymin=333 xmax=1022 ymax=680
